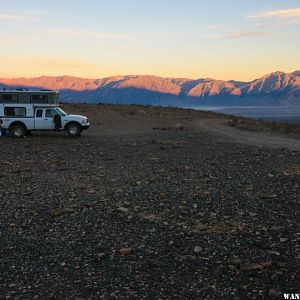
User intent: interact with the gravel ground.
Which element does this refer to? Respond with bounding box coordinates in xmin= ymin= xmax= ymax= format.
xmin=0 ymin=104 xmax=299 ymax=299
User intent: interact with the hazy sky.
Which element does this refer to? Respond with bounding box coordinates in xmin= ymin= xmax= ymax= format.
xmin=0 ymin=0 xmax=299 ymax=81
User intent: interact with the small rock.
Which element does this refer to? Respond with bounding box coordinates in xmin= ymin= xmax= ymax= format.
xmin=267 ymin=288 xmax=280 ymax=299
xmin=227 ymin=257 xmax=242 ymax=265
xmin=117 ymin=206 xmax=129 ymax=213
xmin=194 ymin=246 xmax=203 ymax=253
xmin=228 ymin=265 xmax=237 ymax=271
xmin=192 ymin=222 xmax=209 ymax=232
xmin=240 ymin=263 xmax=264 ymax=272
xmin=214 ymin=264 xmax=225 ymax=278
xmin=119 ymin=248 xmax=133 ymax=256
xmin=266 ymin=250 xmax=280 ymax=256
xmin=271 ymin=273 xmax=279 ymax=281
xmin=50 ymin=209 xmax=63 ymax=218
xmin=261 ymin=261 xmax=272 ymax=268
xmin=175 ymin=124 xmax=184 ymax=130
xmin=109 ymin=251 xmax=116 ymax=261
xmin=277 ymin=262 xmax=287 ymax=268
xmin=261 ymin=194 xmax=278 ymax=199
xmin=95 ymin=253 xmax=106 ymax=260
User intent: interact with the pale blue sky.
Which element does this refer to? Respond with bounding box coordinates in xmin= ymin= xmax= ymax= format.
xmin=0 ymin=0 xmax=299 ymax=80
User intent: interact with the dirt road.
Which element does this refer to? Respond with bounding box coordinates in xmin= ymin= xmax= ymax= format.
xmin=197 ymin=118 xmax=300 ymax=151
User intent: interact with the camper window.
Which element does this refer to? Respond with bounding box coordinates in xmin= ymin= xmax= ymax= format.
xmin=31 ymin=94 xmax=48 ymax=102
xmin=3 ymin=94 xmax=13 ymax=101
xmin=4 ymin=107 xmax=26 ymax=117
xmin=1 ymin=94 xmax=18 ymax=103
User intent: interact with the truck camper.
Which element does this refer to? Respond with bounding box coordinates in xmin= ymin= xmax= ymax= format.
xmin=0 ymin=90 xmax=89 ymax=138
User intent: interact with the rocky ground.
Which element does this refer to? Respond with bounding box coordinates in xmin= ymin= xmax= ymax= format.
xmin=0 ymin=104 xmax=299 ymax=299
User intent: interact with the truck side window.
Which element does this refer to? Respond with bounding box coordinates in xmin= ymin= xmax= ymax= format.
xmin=45 ymin=109 xmax=57 ymax=118
xmin=36 ymin=109 xmax=43 ymax=118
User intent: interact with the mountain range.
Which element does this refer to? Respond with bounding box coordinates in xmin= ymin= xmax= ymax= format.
xmin=1 ymin=71 xmax=300 ymax=106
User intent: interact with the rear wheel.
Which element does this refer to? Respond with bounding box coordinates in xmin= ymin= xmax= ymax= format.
xmin=10 ymin=124 xmax=26 ymax=138
xmin=66 ymin=123 xmax=81 ymax=137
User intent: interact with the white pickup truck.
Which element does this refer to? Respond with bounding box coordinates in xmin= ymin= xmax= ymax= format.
xmin=0 ymin=90 xmax=90 ymax=138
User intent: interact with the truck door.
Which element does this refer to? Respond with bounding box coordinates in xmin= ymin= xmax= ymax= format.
xmin=43 ymin=108 xmax=57 ymax=130
xmin=34 ymin=108 xmax=56 ymax=130
xmin=34 ymin=108 xmax=45 ymax=130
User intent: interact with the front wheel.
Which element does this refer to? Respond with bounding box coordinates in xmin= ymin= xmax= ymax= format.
xmin=10 ymin=124 xmax=26 ymax=138
xmin=66 ymin=123 xmax=81 ymax=137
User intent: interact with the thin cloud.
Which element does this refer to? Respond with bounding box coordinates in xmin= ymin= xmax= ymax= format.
xmin=216 ymin=31 xmax=273 ymax=39
xmin=0 ymin=10 xmax=44 ymax=21
xmin=44 ymin=28 xmax=144 ymax=52
xmin=0 ymin=56 xmax=102 ymax=78
xmin=12 ymin=56 xmax=96 ymax=70
xmin=281 ymin=18 xmax=300 ymax=25
xmin=215 ymin=31 xmax=299 ymax=40
xmin=247 ymin=8 xmax=300 ymax=29
xmin=46 ymin=28 xmax=188 ymax=41
xmin=46 ymin=28 xmax=138 ymax=41
xmin=0 ymin=13 xmax=27 ymax=21
xmin=247 ymin=8 xmax=300 ymax=19
xmin=204 ymin=25 xmax=226 ymax=30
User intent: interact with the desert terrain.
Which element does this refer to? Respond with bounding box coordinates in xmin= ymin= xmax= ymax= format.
xmin=0 ymin=104 xmax=299 ymax=299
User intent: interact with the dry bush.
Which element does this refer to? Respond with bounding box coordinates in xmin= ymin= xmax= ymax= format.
xmin=228 ymin=115 xmax=239 ymax=127
xmin=270 ymin=122 xmax=298 ymax=134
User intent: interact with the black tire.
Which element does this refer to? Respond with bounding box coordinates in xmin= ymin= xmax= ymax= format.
xmin=66 ymin=123 xmax=81 ymax=137
xmin=10 ymin=124 xmax=26 ymax=138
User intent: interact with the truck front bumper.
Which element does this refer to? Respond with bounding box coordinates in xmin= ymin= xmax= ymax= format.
xmin=81 ymin=124 xmax=90 ymax=130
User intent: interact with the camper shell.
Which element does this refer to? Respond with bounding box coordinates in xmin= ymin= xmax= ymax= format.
xmin=0 ymin=89 xmax=89 ymax=138
xmin=0 ymin=89 xmax=59 ymax=105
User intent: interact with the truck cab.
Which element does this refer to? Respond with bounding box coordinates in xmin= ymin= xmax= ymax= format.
xmin=0 ymin=90 xmax=89 ymax=138
xmin=33 ymin=106 xmax=89 ymax=132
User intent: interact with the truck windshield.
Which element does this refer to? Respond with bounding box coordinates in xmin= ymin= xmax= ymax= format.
xmin=55 ymin=108 xmax=67 ymax=116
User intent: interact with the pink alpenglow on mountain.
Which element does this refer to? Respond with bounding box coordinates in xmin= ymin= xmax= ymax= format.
xmin=244 ymin=71 xmax=300 ymax=94
xmin=187 ymin=80 xmax=242 ymax=97
xmin=0 ymin=71 xmax=299 ymax=106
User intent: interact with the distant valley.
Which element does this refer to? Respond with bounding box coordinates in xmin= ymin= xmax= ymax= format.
xmin=0 ymin=71 xmax=300 ymax=107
